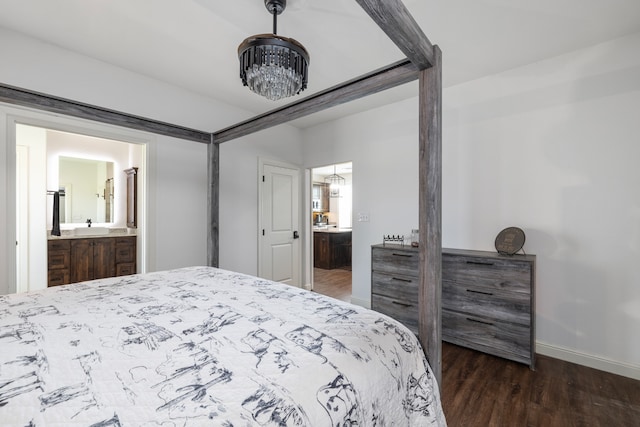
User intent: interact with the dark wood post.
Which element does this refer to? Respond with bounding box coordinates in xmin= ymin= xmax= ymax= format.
xmin=207 ymin=136 xmax=220 ymax=267
xmin=418 ymin=45 xmax=442 ymax=384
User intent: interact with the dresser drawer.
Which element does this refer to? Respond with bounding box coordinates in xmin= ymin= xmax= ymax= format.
xmin=443 ymin=282 xmax=531 ymax=326
xmin=442 ymin=309 xmax=531 ymax=365
xmin=372 ymin=247 xmax=418 ymax=277
xmin=372 ymin=294 xmax=418 ymax=334
xmin=371 ymin=271 xmax=418 ymax=301
xmin=443 ymin=254 xmax=531 ymax=294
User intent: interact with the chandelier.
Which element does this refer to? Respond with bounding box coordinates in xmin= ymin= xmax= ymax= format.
xmin=325 ymin=165 xmax=345 ymax=198
xmin=238 ymin=0 xmax=310 ymax=101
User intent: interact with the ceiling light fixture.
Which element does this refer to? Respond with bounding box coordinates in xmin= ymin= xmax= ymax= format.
xmin=325 ymin=165 xmax=345 ymax=197
xmin=238 ymin=0 xmax=310 ymax=101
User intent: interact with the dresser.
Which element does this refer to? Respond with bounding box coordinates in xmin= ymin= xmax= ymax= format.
xmin=371 ymin=245 xmax=536 ymax=368
xmin=371 ymin=244 xmax=420 ymax=334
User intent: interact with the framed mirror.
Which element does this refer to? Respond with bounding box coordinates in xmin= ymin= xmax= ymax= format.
xmin=58 ymin=156 xmax=114 ymax=224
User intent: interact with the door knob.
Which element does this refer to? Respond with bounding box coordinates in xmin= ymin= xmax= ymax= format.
xmin=293 ymin=231 xmax=299 ymax=239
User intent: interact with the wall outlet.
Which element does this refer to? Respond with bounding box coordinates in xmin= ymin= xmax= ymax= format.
xmin=357 ymin=213 xmax=370 ymax=222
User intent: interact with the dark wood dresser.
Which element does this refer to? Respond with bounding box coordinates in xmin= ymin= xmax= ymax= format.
xmin=371 ymin=245 xmax=536 ymax=368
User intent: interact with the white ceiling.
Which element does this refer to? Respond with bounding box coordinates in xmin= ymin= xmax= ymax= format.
xmin=1 ymin=0 xmax=639 ymax=130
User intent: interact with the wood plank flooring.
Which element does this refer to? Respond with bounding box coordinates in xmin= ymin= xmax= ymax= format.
xmin=441 ymin=342 xmax=640 ymax=426
xmin=312 ymin=267 xmax=351 ymax=302
xmin=312 ymin=268 xmax=640 ymax=426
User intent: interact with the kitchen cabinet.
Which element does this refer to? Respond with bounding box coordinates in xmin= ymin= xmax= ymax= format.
xmin=314 ymin=231 xmax=352 ymax=269
xmin=47 ymin=235 xmax=137 ymax=287
xmin=312 ymin=182 xmax=329 ymax=212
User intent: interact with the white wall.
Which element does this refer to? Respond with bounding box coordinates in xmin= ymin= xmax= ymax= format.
xmin=219 ymin=127 xmax=303 ymax=276
xmin=0 ymin=27 xmax=301 ymax=293
xmin=302 ymin=32 xmax=640 ymax=378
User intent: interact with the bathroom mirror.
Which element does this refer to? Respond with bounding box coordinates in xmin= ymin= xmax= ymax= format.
xmin=58 ymin=156 xmax=114 ymax=224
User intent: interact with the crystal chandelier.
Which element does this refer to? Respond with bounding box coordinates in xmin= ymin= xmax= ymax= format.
xmin=238 ymin=0 xmax=309 ymax=101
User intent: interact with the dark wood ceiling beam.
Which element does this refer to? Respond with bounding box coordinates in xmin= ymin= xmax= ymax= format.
xmin=355 ymin=0 xmax=435 ymax=70
xmin=213 ymin=59 xmax=419 ymax=143
xmin=0 ymin=83 xmax=211 ymax=144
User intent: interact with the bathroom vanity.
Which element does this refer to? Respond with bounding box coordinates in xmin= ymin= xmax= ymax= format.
xmin=47 ymin=231 xmax=136 ymax=287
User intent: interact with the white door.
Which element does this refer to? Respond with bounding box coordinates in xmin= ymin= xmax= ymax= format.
xmin=259 ymin=161 xmax=301 ymax=286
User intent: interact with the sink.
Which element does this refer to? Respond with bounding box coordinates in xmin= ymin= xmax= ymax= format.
xmin=73 ymin=227 xmax=110 ymax=236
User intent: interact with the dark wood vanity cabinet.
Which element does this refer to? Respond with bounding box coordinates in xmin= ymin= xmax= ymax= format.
xmin=115 ymin=237 xmax=137 ymax=276
xmin=48 ymin=236 xmax=137 ymax=287
xmin=47 ymin=239 xmax=71 ymax=287
xmin=70 ymin=238 xmax=115 ymax=282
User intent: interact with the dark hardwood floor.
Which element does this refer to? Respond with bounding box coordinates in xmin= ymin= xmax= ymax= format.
xmin=441 ymin=342 xmax=640 ymax=426
xmin=312 ymin=267 xmax=351 ymax=302
xmin=312 ymin=269 xmax=640 ymax=426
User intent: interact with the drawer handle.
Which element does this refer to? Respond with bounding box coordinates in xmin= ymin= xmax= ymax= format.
xmin=466 ymin=317 xmax=494 ymax=326
xmin=466 ymin=260 xmax=494 ymax=266
xmin=392 ymin=253 xmax=413 ymax=258
xmin=466 ymin=289 xmax=493 ymax=296
xmin=392 ymin=277 xmax=412 ymax=283
xmin=391 ymin=301 xmax=412 ymax=308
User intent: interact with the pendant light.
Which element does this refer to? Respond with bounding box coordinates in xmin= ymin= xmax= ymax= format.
xmin=238 ymin=0 xmax=310 ymax=101
xmin=324 ymin=165 xmax=345 ymax=197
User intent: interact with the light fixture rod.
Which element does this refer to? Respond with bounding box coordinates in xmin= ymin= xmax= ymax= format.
xmin=273 ymin=9 xmax=277 ymax=34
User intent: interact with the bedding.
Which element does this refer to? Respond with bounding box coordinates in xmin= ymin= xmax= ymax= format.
xmin=0 ymin=266 xmax=446 ymax=426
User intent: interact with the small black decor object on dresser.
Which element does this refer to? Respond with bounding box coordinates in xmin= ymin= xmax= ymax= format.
xmin=495 ymin=226 xmax=526 ymax=255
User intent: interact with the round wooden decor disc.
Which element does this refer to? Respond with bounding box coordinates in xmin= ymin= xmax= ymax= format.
xmin=495 ymin=227 xmax=525 ymax=255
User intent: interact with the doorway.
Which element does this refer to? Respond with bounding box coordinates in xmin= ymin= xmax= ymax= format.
xmin=14 ymin=122 xmax=146 ymax=293
xmin=311 ymin=162 xmax=352 ymax=302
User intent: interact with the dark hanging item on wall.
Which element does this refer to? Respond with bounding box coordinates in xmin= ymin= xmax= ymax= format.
xmin=124 ymin=167 xmax=138 ymax=228
xmin=50 ymin=190 xmax=61 ymax=236
xmin=495 ymin=226 xmax=525 ymax=255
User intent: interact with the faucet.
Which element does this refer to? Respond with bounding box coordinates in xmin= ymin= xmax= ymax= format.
xmin=86 ymin=218 xmax=92 ymax=227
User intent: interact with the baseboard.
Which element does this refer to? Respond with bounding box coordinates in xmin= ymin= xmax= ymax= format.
xmin=349 ymin=296 xmax=370 ymax=309
xmin=536 ymin=341 xmax=640 ymax=380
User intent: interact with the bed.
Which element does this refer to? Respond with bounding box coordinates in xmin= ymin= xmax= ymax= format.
xmin=0 ymin=266 xmax=446 ymax=426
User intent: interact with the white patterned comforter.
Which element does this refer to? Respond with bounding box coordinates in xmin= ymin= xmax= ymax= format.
xmin=0 ymin=266 xmax=446 ymax=426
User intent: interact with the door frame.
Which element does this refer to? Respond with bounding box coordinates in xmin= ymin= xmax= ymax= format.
xmin=2 ymin=103 xmax=153 ymax=294
xmin=257 ymin=157 xmax=302 ymax=286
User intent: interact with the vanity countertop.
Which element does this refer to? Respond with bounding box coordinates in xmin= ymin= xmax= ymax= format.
xmin=47 ymin=228 xmax=136 ymax=240
xmin=313 ymin=227 xmax=352 ymax=234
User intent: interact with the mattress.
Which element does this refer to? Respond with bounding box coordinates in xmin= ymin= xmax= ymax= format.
xmin=0 ymin=266 xmax=446 ymax=426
